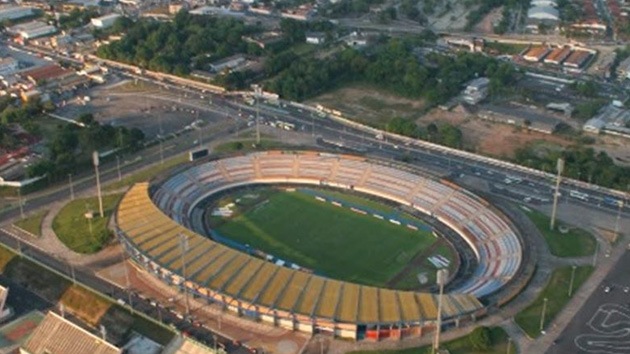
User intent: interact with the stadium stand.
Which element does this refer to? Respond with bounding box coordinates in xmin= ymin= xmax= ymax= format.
xmin=116 ymin=151 xmax=523 ymax=340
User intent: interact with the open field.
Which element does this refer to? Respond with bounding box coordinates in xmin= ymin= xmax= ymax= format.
xmin=350 ymin=326 xmax=510 ymax=354
xmin=524 ymin=208 xmax=597 ymax=257
xmin=308 ymin=85 xmax=427 ymax=127
xmin=515 ymin=265 xmax=594 ymax=338
xmin=13 ymin=210 xmax=47 ymax=237
xmin=52 ymin=194 xmax=122 ymax=254
xmin=214 ymin=189 xmax=438 ymax=287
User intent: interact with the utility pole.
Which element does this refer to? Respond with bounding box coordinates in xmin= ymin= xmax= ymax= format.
xmin=539 ymin=297 xmax=548 ymax=334
xmin=550 ymin=158 xmax=564 ymax=230
xmin=179 ymin=233 xmax=190 ymax=317
xmin=92 ymin=151 xmax=104 ymax=218
xmin=433 ymin=269 xmax=448 ymax=354
xmin=614 ymin=200 xmax=624 ymax=239
xmin=116 ymin=156 xmax=122 ymax=181
xmin=68 ymin=174 xmax=74 ymax=200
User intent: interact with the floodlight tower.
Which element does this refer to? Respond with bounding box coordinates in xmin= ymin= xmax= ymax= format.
xmin=550 ymin=158 xmax=564 ymax=230
xmin=433 ymin=269 xmax=448 ymax=354
xmin=92 ymin=151 xmax=104 ymax=218
xmin=252 ymin=84 xmax=262 ymax=145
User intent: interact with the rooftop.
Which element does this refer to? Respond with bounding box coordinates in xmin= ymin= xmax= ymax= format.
xmin=21 ymin=311 xmax=122 ymax=354
xmin=21 ymin=64 xmax=71 ymax=82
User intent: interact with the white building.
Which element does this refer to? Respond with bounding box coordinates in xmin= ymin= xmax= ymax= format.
xmin=0 ymin=6 xmax=34 ymax=22
xmin=91 ymin=14 xmax=121 ymax=29
xmin=0 ymin=57 xmax=18 ymax=77
xmin=527 ymin=6 xmax=559 ymax=21
xmin=530 ymin=0 xmax=557 ymax=7
xmin=462 ymin=77 xmax=490 ymax=105
xmin=10 ymin=21 xmax=57 ymax=40
xmin=306 ymin=32 xmax=326 ymax=44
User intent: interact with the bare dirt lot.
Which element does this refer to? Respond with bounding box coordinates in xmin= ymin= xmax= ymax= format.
xmin=308 ymin=85 xmax=426 ymax=127
xmin=420 ymin=107 xmax=572 ymax=158
xmin=421 ymin=107 xmax=630 ymax=165
xmin=474 ymin=6 xmax=503 ymax=34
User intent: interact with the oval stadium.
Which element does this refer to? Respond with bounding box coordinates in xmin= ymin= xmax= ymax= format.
xmin=115 ymin=150 xmax=524 ymax=340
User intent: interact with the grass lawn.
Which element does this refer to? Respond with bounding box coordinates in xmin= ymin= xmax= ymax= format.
xmin=52 ymin=194 xmax=122 ymax=254
xmin=525 ymin=208 xmax=596 ymax=257
xmin=350 ymin=327 xmax=510 ymax=354
xmin=213 ymin=139 xmax=293 ymax=153
xmin=60 ymin=285 xmax=112 ymax=326
xmin=105 ymin=154 xmax=188 ymax=192
xmin=13 ymin=210 xmax=47 ymax=237
xmin=216 ymin=190 xmax=437 ymax=287
xmin=515 ymin=265 xmax=594 ymax=338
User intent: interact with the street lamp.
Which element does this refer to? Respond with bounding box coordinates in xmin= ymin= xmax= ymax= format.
xmin=550 ymin=158 xmax=564 ymax=230
xmin=116 ymin=156 xmax=122 ymax=182
xmin=17 ymin=187 xmax=24 ymax=219
xmin=433 ymin=269 xmax=448 ymax=354
xmin=68 ymin=174 xmax=74 ymax=200
xmin=92 ymin=151 xmax=104 ymax=218
xmin=539 ymin=297 xmax=548 ymax=333
xmin=568 ymin=265 xmax=577 ymax=297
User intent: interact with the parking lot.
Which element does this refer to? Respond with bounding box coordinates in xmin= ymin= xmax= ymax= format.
xmin=55 ymin=80 xmax=236 ymax=138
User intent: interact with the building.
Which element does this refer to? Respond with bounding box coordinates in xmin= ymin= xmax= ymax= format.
xmin=584 ymin=104 xmax=630 ymax=137
xmin=9 ymin=21 xmax=57 ymax=41
xmin=0 ymin=6 xmax=34 ymax=22
xmin=522 ymin=46 xmax=550 ymax=62
xmin=209 ymin=54 xmax=246 ymax=73
xmin=91 ymin=14 xmax=121 ymax=29
xmin=616 ymin=56 xmax=630 ymax=80
xmin=530 ymin=0 xmax=557 ymax=6
xmin=479 ymin=104 xmax=562 ymax=134
xmin=20 ymin=311 xmax=122 ymax=354
xmin=162 ymin=336 xmax=217 ymax=354
xmin=563 ymin=50 xmax=593 ymax=70
xmin=0 ymin=57 xmax=18 ymax=77
xmin=527 ymin=6 xmax=559 ymax=21
xmin=543 ymin=46 xmax=571 ymax=65
xmin=305 ymin=32 xmax=326 ymax=44
xmin=242 ymin=31 xmax=283 ymax=49
xmin=462 ymin=77 xmax=490 ymax=105
xmin=280 ymin=5 xmax=315 ymax=21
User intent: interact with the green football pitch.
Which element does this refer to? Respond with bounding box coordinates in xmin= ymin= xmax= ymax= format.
xmin=215 ymin=190 xmax=438 ymax=288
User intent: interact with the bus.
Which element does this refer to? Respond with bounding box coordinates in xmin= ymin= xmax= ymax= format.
xmin=569 ymin=190 xmax=589 ymax=201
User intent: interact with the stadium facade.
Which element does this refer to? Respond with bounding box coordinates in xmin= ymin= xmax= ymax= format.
xmin=115 ymin=151 xmax=523 ymax=340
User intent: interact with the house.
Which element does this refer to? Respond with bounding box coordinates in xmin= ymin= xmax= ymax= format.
xmin=306 ymin=32 xmax=326 ymax=45
xmin=209 ymin=54 xmax=246 ymax=73
xmin=20 ymin=311 xmax=122 ymax=354
xmin=91 ymin=14 xmax=121 ymax=29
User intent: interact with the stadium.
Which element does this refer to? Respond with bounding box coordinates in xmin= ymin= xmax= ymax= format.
xmin=115 ymin=151 xmax=525 ymax=340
